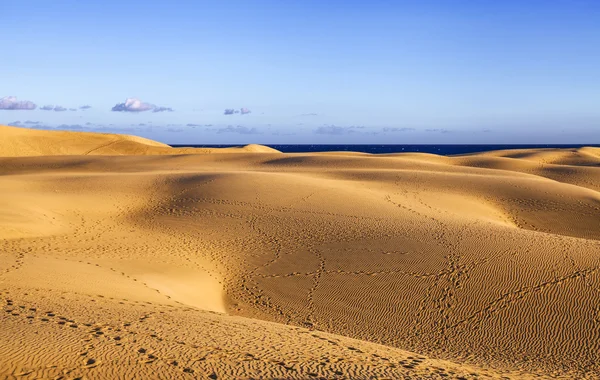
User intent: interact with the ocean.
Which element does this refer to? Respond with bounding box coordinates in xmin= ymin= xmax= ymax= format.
xmin=170 ymin=144 xmax=600 ymax=155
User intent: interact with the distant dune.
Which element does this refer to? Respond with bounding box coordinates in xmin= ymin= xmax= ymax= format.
xmin=1 ymin=125 xmax=599 ymax=378
xmin=0 ymin=125 xmax=279 ymax=156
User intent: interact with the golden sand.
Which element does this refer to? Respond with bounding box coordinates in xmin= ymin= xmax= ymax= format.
xmin=1 ymin=125 xmax=599 ymax=379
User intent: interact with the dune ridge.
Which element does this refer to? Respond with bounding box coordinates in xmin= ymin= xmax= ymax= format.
xmin=0 ymin=125 xmax=279 ymax=156
xmin=1 ymin=125 xmax=599 ymax=378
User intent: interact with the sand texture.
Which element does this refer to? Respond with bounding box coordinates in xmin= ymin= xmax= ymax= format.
xmin=1 ymin=125 xmax=599 ymax=379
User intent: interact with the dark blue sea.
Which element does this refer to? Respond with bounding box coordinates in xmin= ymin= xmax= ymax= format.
xmin=170 ymin=144 xmax=600 ymax=155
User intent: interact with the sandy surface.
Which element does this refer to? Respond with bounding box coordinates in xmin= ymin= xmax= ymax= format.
xmin=1 ymin=125 xmax=599 ymax=379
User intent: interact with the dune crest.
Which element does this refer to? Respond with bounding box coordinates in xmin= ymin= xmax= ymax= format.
xmin=0 ymin=125 xmax=279 ymax=156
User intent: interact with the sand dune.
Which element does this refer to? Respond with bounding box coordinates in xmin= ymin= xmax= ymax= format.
xmin=472 ymin=147 xmax=600 ymax=166
xmin=1 ymin=125 xmax=600 ymax=378
xmin=0 ymin=125 xmax=278 ymax=156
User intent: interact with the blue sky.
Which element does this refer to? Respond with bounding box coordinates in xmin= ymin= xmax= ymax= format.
xmin=1 ymin=0 xmax=599 ymax=144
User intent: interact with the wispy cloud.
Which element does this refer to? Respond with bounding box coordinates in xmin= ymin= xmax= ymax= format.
xmin=224 ymin=109 xmax=236 ymax=115
xmin=217 ymin=125 xmax=260 ymax=134
xmin=240 ymin=107 xmax=251 ymax=115
xmin=425 ymin=128 xmax=452 ymax=134
xmin=153 ymin=106 xmax=174 ymax=113
xmin=79 ymin=105 xmax=92 ymax=110
xmin=0 ymin=96 xmax=37 ymax=110
xmin=40 ymin=105 xmax=68 ymax=112
xmin=270 ymin=130 xmax=297 ymax=136
xmin=69 ymin=108 xmax=77 ymax=111
xmin=28 ymin=123 xmax=152 ymax=134
xmin=314 ymin=125 xmax=366 ymax=135
xmin=299 ymin=113 xmax=318 ymax=116
xmin=111 ymin=98 xmax=173 ymax=113
xmin=315 ymin=126 xmax=353 ymax=135
xmin=383 ymin=127 xmax=415 ymax=132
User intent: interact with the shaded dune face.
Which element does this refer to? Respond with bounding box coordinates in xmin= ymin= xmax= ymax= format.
xmin=1 ymin=126 xmax=600 ymax=378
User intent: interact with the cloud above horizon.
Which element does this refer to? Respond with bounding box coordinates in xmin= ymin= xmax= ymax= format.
xmin=0 ymin=96 xmax=37 ymax=110
xmin=425 ymin=128 xmax=452 ymax=134
xmin=8 ymin=122 xmax=153 ymax=134
xmin=40 ymin=105 xmax=68 ymax=112
xmin=152 ymin=106 xmax=174 ymax=113
xmin=314 ymin=125 xmax=366 ymax=135
xmin=383 ymin=127 xmax=416 ymax=132
xmin=79 ymin=105 xmax=92 ymax=110
xmin=112 ymin=98 xmax=173 ymax=113
xmin=217 ymin=125 xmax=260 ymax=134
xmin=224 ymin=108 xmax=251 ymax=115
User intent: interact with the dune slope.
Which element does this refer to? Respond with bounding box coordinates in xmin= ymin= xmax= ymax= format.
xmin=1 ymin=126 xmax=599 ymax=378
xmin=0 ymin=125 xmax=279 ymax=156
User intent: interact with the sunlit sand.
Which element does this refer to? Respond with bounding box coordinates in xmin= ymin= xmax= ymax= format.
xmin=1 ymin=125 xmax=599 ymax=378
